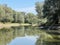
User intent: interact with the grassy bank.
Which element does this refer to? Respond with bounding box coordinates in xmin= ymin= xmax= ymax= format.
xmin=0 ymin=23 xmax=38 ymax=29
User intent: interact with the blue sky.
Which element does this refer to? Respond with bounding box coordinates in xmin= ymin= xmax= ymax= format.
xmin=0 ymin=0 xmax=44 ymax=14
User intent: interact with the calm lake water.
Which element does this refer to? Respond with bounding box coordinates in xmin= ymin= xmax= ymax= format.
xmin=0 ymin=26 xmax=42 ymax=45
xmin=0 ymin=26 xmax=60 ymax=45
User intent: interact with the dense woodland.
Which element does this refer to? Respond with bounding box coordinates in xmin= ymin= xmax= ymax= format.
xmin=0 ymin=2 xmax=45 ymax=25
xmin=42 ymin=0 xmax=60 ymax=30
xmin=0 ymin=0 xmax=60 ymax=28
xmin=43 ymin=0 xmax=60 ymax=24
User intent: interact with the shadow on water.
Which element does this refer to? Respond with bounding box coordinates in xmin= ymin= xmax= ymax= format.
xmin=0 ymin=26 xmax=60 ymax=45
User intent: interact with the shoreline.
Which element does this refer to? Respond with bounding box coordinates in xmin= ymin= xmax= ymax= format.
xmin=0 ymin=23 xmax=38 ymax=29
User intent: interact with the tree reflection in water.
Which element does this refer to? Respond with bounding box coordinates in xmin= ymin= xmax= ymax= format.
xmin=0 ymin=26 xmax=60 ymax=45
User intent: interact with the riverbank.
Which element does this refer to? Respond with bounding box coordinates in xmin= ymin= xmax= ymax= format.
xmin=0 ymin=23 xmax=38 ymax=29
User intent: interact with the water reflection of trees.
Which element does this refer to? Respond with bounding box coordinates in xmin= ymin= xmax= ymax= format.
xmin=0 ymin=28 xmax=14 ymax=45
xmin=0 ymin=26 xmax=25 ymax=45
xmin=36 ymin=36 xmax=60 ymax=45
xmin=25 ymin=26 xmax=60 ymax=45
xmin=36 ymin=31 xmax=60 ymax=45
xmin=0 ymin=26 xmax=43 ymax=45
xmin=0 ymin=26 xmax=60 ymax=45
xmin=12 ymin=26 xmax=25 ymax=38
xmin=25 ymin=26 xmax=43 ymax=35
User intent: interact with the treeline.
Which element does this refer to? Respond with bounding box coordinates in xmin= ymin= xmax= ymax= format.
xmin=0 ymin=4 xmax=39 ymax=24
xmin=0 ymin=2 xmax=46 ymax=24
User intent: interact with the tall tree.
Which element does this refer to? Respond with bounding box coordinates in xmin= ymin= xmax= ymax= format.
xmin=25 ymin=13 xmax=38 ymax=24
xmin=17 ymin=12 xmax=24 ymax=23
xmin=43 ymin=0 xmax=60 ymax=26
xmin=0 ymin=5 xmax=5 ymax=22
xmin=35 ymin=2 xmax=47 ymax=24
xmin=35 ymin=2 xmax=43 ymax=19
xmin=1 ymin=4 xmax=14 ymax=22
xmin=13 ymin=11 xmax=25 ymax=23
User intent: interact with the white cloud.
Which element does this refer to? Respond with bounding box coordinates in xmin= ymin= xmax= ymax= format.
xmin=15 ymin=7 xmax=37 ymax=14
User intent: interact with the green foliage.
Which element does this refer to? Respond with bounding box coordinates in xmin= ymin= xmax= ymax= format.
xmin=0 ymin=4 xmax=46 ymax=24
xmin=0 ymin=5 xmax=14 ymax=22
xmin=13 ymin=11 xmax=25 ymax=23
xmin=0 ymin=4 xmax=39 ymax=24
xmin=35 ymin=2 xmax=43 ymax=19
xmin=25 ymin=13 xmax=38 ymax=24
xmin=16 ymin=12 xmax=24 ymax=23
xmin=43 ymin=0 xmax=60 ymax=26
xmin=35 ymin=2 xmax=47 ymax=25
xmin=0 ymin=4 xmax=25 ymax=23
xmin=0 ymin=5 xmax=5 ymax=22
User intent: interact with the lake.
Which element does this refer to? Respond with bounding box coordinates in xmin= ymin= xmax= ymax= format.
xmin=0 ymin=26 xmax=60 ymax=45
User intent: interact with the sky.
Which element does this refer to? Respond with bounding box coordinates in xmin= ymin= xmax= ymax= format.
xmin=0 ymin=0 xmax=44 ymax=14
